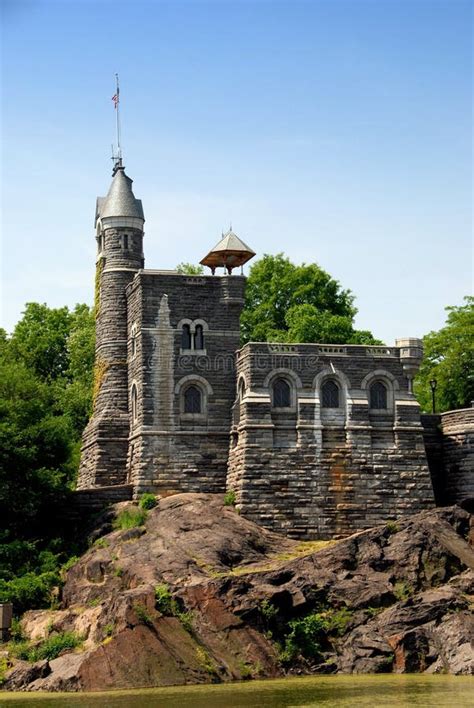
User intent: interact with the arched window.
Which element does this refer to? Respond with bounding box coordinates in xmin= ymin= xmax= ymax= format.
xmin=322 ymin=380 xmax=340 ymax=408
xmin=238 ymin=378 xmax=246 ymax=401
xmin=273 ymin=378 xmax=291 ymax=408
xmin=184 ymin=385 xmax=202 ymax=414
xmin=181 ymin=324 xmax=192 ymax=350
xmin=370 ymin=381 xmax=387 ymax=410
xmin=130 ymin=324 xmax=138 ymax=358
xmin=194 ymin=324 xmax=204 ymax=350
xmin=131 ymin=384 xmax=138 ymax=424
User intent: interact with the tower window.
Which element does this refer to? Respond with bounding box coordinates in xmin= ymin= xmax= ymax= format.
xmin=123 ymin=234 xmax=129 ymax=249
xmin=322 ymin=380 xmax=340 ymax=408
xmin=370 ymin=381 xmax=388 ymax=410
xmin=131 ymin=384 xmax=138 ymax=424
xmin=184 ymin=385 xmax=202 ymax=414
xmin=194 ymin=325 xmax=204 ymax=350
xmin=182 ymin=324 xmax=192 ymax=350
xmin=130 ymin=324 xmax=138 ymax=358
xmin=273 ymin=378 xmax=291 ymax=408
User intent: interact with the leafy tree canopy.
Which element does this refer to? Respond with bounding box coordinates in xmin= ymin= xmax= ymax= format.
xmin=414 ymin=296 xmax=474 ymax=413
xmin=240 ymin=254 xmax=381 ymax=345
xmin=176 ymin=262 xmax=204 ymax=275
xmin=0 ymin=304 xmax=95 ymax=611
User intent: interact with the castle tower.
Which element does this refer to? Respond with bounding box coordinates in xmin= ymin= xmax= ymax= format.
xmin=77 ymin=161 xmax=145 ymax=488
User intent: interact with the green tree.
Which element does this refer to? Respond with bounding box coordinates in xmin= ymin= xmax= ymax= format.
xmin=414 ymin=297 xmax=474 ymax=413
xmin=9 ymin=303 xmax=74 ymax=381
xmin=176 ymin=262 xmax=204 ymax=275
xmin=241 ymin=254 xmax=381 ymax=345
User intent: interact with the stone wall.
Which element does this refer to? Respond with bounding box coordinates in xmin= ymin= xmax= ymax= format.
xmin=126 ymin=272 xmax=245 ymax=496
xmin=439 ymin=409 xmax=474 ymax=505
xmin=227 ymin=342 xmax=434 ymax=539
xmin=78 ymin=225 xmax=144 ymax=489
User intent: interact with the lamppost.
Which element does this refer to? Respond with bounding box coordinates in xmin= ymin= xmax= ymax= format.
xmin=429 ymin=379 xmax=437 ymax=414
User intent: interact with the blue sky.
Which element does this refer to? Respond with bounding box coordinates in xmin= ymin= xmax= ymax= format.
xmin=1 ymin=0 xmax=472 ymax=343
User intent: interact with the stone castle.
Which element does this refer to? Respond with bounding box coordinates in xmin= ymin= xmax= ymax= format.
xmin=77 ymin=161 xmax=473 ymax=538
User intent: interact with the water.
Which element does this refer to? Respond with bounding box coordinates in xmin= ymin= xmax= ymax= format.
xmin=1 ymin=675 xmax=473 ymax=708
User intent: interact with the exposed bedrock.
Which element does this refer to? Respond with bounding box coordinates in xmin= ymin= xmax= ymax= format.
xmin=3 ymin=494 xmax=474 ymax=691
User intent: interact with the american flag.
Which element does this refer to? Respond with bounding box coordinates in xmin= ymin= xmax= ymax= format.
xmin=112 ymin=92 xmax=119 ymax=108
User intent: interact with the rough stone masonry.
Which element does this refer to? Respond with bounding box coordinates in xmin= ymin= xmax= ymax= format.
xmin=78 ymin=160 xmax=474 ymax=539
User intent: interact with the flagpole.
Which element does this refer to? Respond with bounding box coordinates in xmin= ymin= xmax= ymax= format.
xmin=115 ymin=73 xmax=121 ymax=161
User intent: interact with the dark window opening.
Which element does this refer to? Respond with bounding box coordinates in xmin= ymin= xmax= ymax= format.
xmin=322 ymin=380 xmax=340 ymax=408
xmin=194 ymin=324 xmax=204 ymax=350
xmin=181 ymin=324 xmax=192 ymax=350
xmin=123 ymin=234 xmax=129 ymax=249
xmin=184 ymin=385 xmax=202 ymax=414
xmin=131 ymin=385 xmax=138 ymax=423
xmin=273 ymin=378 xmax=291 ymax=408
xmin=370 ymin=381 xmax=388 ymax=409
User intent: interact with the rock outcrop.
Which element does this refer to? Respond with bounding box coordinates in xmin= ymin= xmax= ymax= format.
xmin=3 ymin=494 xmax=474 ymax=691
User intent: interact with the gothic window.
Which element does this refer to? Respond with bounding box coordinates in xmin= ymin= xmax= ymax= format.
xmin=131 ymin=384 xmax=138 ymax=424
xmin=184 ymin=385 xmax=202 ymax=414
xmin=273 ymin=378 xmax=291 ymax=408
xmin=181 ymin=324 xmax=192 ymax=350
xmin=370 ymin=381 xmax=387 ymax=410
xmin=194 ymin=324 xmax=204 ymax=350
xmin=322 ymin=380 xmax=340 ymax=408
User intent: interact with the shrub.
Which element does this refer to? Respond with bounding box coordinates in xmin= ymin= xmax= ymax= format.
xmin=113 ymin=508 xmax=147 ymax=530
xmin=223 ymin=490 xmax=236 ymax=507
xmin=386 ymin=521 xmax=399 ymax=535
xmin=0 ymin=571 xmax=59 ymax=615
xmin=0 ymin=656 xmax=9 ymax=685
xmin=155 ymin=584 xmax=174 ymax=615
xmin=139 ymin=493 xmax=157 ymax=510
xmin=133 ymin=603 xmax=154 ymax=627
xmin=393 ymin=581 xmax=412 ymax=601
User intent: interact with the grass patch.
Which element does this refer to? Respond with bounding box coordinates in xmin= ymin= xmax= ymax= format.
xmin=9 ymin=631 xmax=83 ymax=662
xmin=102 ymin=622 xmax=115 ymax=638
xmin=224 ymin=490 xmax=236 ymax=507
xmin=393 ymin=581 xmax=413 ymax=601
xmin=113 ymin=508 xmax=147 ymax=531
xmin=196 ymin=646 xmax=218 ymax=675
xmin=154 ymin=583 xmax=194 ymax=631
xmin=93 ymin=538 xmax=109 ymax=549
xmin=386 ymin=521 xmax=399 ymax=535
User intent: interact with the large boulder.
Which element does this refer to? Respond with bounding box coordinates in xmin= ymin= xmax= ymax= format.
xmin=4 ymin=494 xmax=474 ymax=690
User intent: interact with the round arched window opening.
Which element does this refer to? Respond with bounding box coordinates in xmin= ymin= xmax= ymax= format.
xmin=181 ymin=324 xmax=192 ymax=350
xmin=322 ymin=380 xmax=340 ymax=408
xmin=273 ymin=378 xmax=291 ymax=408
xmin=184 ymin=385 xmax=202 ymax=414
xmin=194 ymin=324 xmax=204 ymax=350
xmin=370 ymin=381 xmax=388 ymax=410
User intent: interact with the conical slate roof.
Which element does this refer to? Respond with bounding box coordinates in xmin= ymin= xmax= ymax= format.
xmin=200 ymin=229 xmax=256 ymax=272
xmin=95 ymin=167 xmax=144 ymax=225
